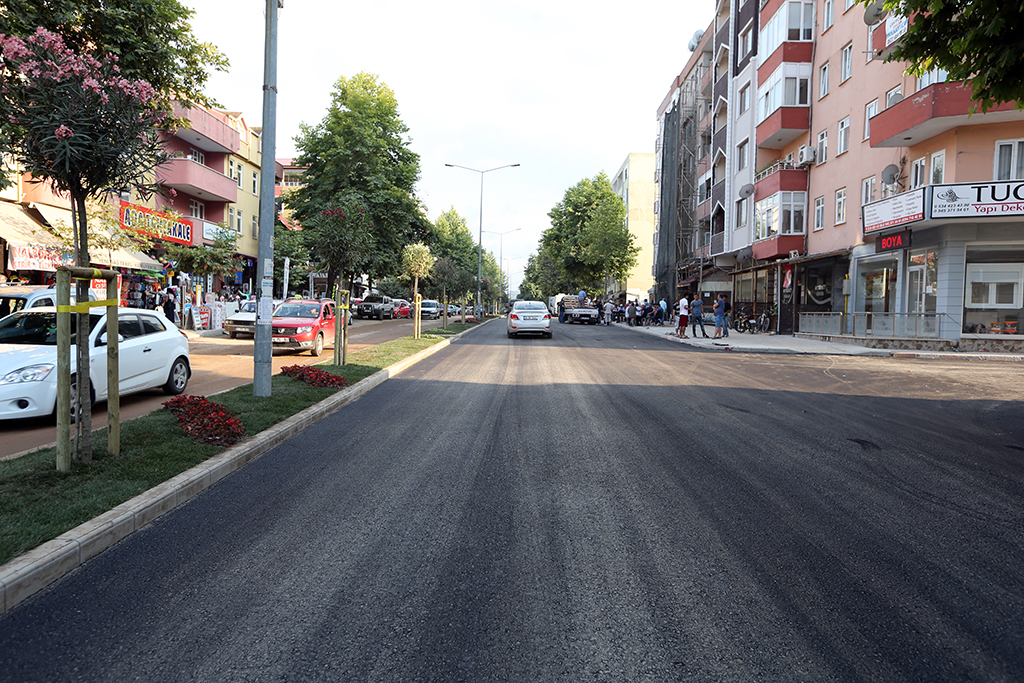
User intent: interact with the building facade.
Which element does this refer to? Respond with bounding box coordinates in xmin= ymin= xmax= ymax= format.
xmin=609 ymin=153 xmax=656 ymax=302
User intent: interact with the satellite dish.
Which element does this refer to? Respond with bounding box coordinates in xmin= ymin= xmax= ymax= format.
xmin=863 ymin=0 xmax=887 ymax=26
xmin=738 ymin=184 xmax=754 ymax=199
xmin=687 ymin=29 xmax=704 ymax=52
xmin=882 ymin=164 xmax=901 ymax=185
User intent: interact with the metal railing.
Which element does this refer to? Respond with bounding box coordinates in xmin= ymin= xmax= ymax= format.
xmin=754 ymin=159 xmax=798 ymax=184
xmin=799 ymin=312 xmax=959 ymax=339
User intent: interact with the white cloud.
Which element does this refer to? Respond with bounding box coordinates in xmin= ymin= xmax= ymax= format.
xmin=184 ymin=0 xmax=713 ymax=294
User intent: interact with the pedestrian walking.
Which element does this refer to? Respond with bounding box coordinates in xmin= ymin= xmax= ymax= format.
xmin=603 ymin=300 xmax=614 ymax=325
xmin=676 ymin=294 xmax=689 ymax=338
xmin=691 ymin=295 xmax=709 ymax=338
xmin=627 ymin=301 xmax=637 ymax=326
xmin=722 ymin=294 xmax=731 ymax=338
xmin=713 ymin=294 xmax=726 ymax=339
xmin=162 ymin=290 xmax=177 ymax=324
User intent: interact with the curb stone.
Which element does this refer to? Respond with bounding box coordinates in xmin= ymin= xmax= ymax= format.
xmin=0 ymin=321 xmax=491 ymax=615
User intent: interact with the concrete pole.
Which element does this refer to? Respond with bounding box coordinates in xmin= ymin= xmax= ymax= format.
xmin=254 ymin=0 xmax=280 ymax=396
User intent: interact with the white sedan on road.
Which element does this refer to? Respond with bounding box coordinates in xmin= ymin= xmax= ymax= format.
xmin=0 ymin=307 xmax=191 ymax=421
xmin=507 ymin=300 xmax=552 ymax=339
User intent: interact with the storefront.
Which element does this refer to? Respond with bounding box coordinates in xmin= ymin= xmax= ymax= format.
xmin=853 ymin=181 xmax=1024 ymax=349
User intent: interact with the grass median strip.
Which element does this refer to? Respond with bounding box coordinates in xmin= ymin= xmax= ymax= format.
xmin=0 ymin=325 xmax=475 ymax=567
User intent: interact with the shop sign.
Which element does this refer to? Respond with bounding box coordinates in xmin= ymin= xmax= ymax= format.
xmin=119 ymin=201 xmax=193 ymax=245
xmin=862 ymin=188 xmax=925 ymax=234
xmin=7 ymin=244 xmax=68 ymax=272
xmin=874 ymin=230 xmax=911 ymax=253
xmin=930 ymin=181 xmax=1024 ymax=219
xmin=885 ymin=14 xmax=908 ymax=46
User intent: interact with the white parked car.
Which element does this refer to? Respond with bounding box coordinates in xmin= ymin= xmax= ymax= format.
xmin=224 ymin=299 xmax=258 ymax=338
xmin=507 ymin=300 xmax=552 ymax=338
xmin=0 ymin=307 xmax=191 ymax=421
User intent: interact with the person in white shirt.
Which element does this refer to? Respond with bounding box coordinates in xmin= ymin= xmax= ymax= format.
xmin=676 ymin=295 xmax=689 ymax=338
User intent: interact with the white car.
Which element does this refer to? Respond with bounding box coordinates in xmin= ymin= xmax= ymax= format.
xmin=0 ymin=307 xmax=191 ymax=421
xmin=224 ymin=300 xmax=258 ymax=338
xmin=507 ymin=300 xmax=552 ymax=338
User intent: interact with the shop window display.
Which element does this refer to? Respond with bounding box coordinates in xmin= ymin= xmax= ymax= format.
xmin=963 ymin=248 xmax=1024 ymax=334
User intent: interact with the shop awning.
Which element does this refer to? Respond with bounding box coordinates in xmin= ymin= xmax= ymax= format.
xmin=30 ymin=203 xmax=163 ymax=271
xmin=0 ymin=200 xmax=67 ymax=271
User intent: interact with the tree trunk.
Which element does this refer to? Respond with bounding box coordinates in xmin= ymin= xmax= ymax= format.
xmin=74 ymin=191 xmax=92 ymax=463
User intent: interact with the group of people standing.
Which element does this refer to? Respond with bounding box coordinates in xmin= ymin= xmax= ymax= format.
xmin=674 ymin=293 xmax=731 ymax=340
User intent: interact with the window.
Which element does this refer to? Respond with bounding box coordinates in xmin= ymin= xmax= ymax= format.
xmin=864 ymin=99 xmax=878 ymax=140
xmin=189 ymin=149 xmax=205 ymax=165
xmin=236 ymin=209 xmax=243 ymax=234
xmin=740 ymin=25 xmax=753 ymax=56
xmin=862 ymin=177 xmax=876 ymax=206
xmin=228 ymin=206 xmax=235 ymax=230
xmin=252 ymin=171 xmax=259 ymax=194
xmin=886 ymin=85 xmax=903 ymax=108
xmin=817 ymin=130 xmax=828 ymax=164
xmin=966 ymin=264 xmax=1023 ymax=309
xmin=844 ymin=0 xmax=855 ymax=10
xmin=823 ymin=0 xmax=834 ymax=29
xmin=840 ymin=44 xmax=853 ymax=82
xmin=835 ymin=188 xmax=847 ymax=224
xmin=759 ymin=1 xmax=814 ymax=58
xmin=736 ymin=198 xmax=748 ymax=228
xmin=819 ymin=63 xmax=829 ymax=97
xmin=757 ymin=64 xmax=811 ymax=122
xmin=252 ymin=214 xmax=259 ymax=238
xmin=931 ymin=150 xmax=945 ymax=184
xmin=911 ymin=157 xmax=926 ymax=188
xmin=918 ymin=68 xmax=948 ymax=91
xmin=189 ymin=199 xmax=205 ymax=220
xmin=995 ymin=139 xmax=1024 ymax=180
xmin=814 ymin=196 xmax=825 ymax=230
xmin=737 ymin=139 xmax=749 ymax=170
xmin=228 ymin=159 xmax=235 ymax=180
xmin=739 ymin=84 xmax=750 ymax=113
xmin=837 ymin=117 xmax=850 ymax=155
xmin=754 ymin=191 xmax=806 ymax=239
xmin=235 ymin=162 xmax=243 ymax=188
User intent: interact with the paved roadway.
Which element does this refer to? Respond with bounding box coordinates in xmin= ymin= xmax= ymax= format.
xmin=1 ymin=320 xmax=1023 ymax=682
xmin=0 ymin=315 xmax=449 ymax=460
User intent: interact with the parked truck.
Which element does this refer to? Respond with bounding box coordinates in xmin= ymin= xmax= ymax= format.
xmin=550 ymin=292 xmax=600 ymax=325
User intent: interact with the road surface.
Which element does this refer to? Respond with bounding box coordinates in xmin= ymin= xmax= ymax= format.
xmin=1 ymin=320 xmax=1022 ymax=681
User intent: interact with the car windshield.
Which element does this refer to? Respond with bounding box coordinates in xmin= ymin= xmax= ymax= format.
xmin=240 ymin=301 xmax=257 ymax=313
xmin=363 ymin=296 xmax=384 ymax=303
xmin=423 ymin=301 xmax=438 ymax=308
xmin=274 ymin=303 xmax=319 ymax=318
xmin=0 ymin=311 xmax=102 ymax=345
xmin=515 ymin=302 xmax=547 ymax=311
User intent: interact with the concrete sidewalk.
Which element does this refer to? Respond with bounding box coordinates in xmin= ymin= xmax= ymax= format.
xmin=618 ymin=320 xmax=1024 ymax=362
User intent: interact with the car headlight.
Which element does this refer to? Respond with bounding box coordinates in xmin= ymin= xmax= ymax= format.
xmin=1 ymin=364 xmax=55 ymax=385
xmin=296 ymin=326 xmax=313 ymax=334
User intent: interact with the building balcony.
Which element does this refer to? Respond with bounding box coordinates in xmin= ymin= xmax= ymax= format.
xmin=711 ymin=179 xmax=726 ymax=210
xmin=171 ymin=103 xmax=240 ymax=154
xmin=713 ymin=126 xmax=728 ymax=155
xmin=752 ymin=233 xmax=804 ymax=260
xmin=870 ymin=81 xmax=1023 ymax=148
xmin=753 ymin=162 xmax=807 ymax=201
xmin=714 ymin=72 xmax=729 ymax=102
xmin=757 ymin=43 xmax=814 ymax=81
xmin=159 ymin=158 xmax=238 ymax=203
xmin=756 ymin=106 xmax=810 ymax=149
xmin=700 ymin=63 xmax=713 ymax=95
xmin=710 ymin=230 xmax=726 ymax=256
xmin=696 ymin=197 xmax=712 ymax=222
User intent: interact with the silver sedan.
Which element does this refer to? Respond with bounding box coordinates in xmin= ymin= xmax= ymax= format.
xmin=507 ymin=300 xmax=552 ymax=339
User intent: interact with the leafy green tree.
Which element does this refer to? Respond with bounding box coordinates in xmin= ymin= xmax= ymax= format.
xmin=429 ymin=207 xmax=478 ymax=272
xmin=164 ymin=224 xmax=242 ymax=278
xmin=273 ymin=223 xmax=310 ymax=297
xmin=288 ymin=72 xmax=431 ymax=291
xmin=431 ymin=256 xmax=460 ymax=326
xmin=0 ymin=0 xmax=228 ymax=114
xmin=376 ymin=278 xmax=409 ymax=300
xmin=402 ymin=243 xmax=433 ymax=299
xmin=542 ymin=172 xmax=634 ymax=292
xmin=864 ymin=0 xmax=1024 ymax=112
xmin=302 ymin=197 xmax=374 ymax=296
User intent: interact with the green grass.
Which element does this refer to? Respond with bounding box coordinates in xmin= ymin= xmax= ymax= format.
xmin=0 ymin=327 xmax=475 ymax=566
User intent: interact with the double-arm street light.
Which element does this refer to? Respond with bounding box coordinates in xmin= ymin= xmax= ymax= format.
xmin=444 ymin=162 xmax=520 ymax=315
xmin=483 ymin=227 xmax=521 ymax=311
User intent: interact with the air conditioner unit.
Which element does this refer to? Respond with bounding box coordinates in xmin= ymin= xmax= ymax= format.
xmin=797 ymin=147 xmax=817 ymax=166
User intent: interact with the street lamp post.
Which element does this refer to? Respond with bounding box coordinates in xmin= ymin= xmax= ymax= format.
xmin=445 ymin=162 xmax=519 ymax=316
xmin=483 ymin=227 xmax=521 ymax=311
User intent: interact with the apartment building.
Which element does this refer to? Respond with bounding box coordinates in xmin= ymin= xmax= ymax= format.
xmin=657 ymin=0 xmax=1024 ymax=349
xmin=609 ymin=153 xmax=656 ymax=302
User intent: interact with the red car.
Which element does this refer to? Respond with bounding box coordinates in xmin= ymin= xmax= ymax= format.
xmin=393 ymin=299 xmax=412 ymax=318
xmin=271 ymin=299 xmax=337 ymax=356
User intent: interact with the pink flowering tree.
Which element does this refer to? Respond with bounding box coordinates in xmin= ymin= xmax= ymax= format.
xmin=0 ymin=27 xmax=169 ymax=462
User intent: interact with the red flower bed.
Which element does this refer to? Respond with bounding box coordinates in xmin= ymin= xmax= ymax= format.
xmin=163 ymin=395 xmax=245 ymax=447
xmin=280 ymin=364 xmax=348 ymax=388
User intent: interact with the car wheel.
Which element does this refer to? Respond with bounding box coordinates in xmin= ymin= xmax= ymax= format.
xmin=507 ymin=330 xmax=514 ymax=338
xmin=377 ymin=310 xmax=383 ymax=320
xmin=228 ymin=330 xmax=237 ymax=339
xmin=162 ymin=357 xmax=190 ymax=395
xmin=64 ymin=374 xmax=95 ymax=424
xmin=311 ymin=333 xmax=324 ymax=357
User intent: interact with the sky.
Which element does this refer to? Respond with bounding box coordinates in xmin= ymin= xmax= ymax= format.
xmin=184 ymin=0 xmax=714 ymax=296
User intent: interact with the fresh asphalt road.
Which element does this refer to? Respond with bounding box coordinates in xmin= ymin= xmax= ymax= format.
xmin=1 ymin=320 xmax=1023 ymax=682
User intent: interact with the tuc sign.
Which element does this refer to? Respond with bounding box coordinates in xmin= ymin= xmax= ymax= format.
xmin=930 ymin=182 xmax=1024 ymax=219
xmin=119 ymin=201 xmax=194 ymax=246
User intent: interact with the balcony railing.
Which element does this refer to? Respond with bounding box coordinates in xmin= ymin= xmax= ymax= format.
xmin=754 ymin=160 xmax=797 ymax=183
xmin=799 ymin=312 xmax=958 ymax=339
